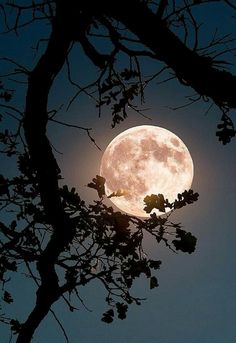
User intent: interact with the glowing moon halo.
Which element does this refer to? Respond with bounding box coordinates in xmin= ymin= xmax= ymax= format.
xmin=100 ymin=125 xmax=194 ymax=217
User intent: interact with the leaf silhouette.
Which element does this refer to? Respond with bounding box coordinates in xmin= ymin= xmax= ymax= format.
xmin=107 ymin=189 xmax=129 ymax=198
xmin=172 ymin=229 xmax=197 ymax=254
xmin=3 ymin=291 xmax=13 ymax=304
xmin=87 ymin=175 xmax=106 ymax=198
xmin=0 ymin=174 xmax=9 ymax=197
xmin=101 ymin=309 xmax=114 ymax=323
xmin=173 ymin=190 xmax=199 ymax=209
xmin=150 ymin=276 xmax=159 ymax=289
xmin=148 ymin=260 xmax=162 ymax=270
xmin=216 ymin=113 xmax=236 ymax=145
xmin=143 ymin=194 xmax=166 ymax=213
xmin=116 ymin=302 xmax=128 ymax=320
xmin=10 ymin=319 xmax=21 ymax=334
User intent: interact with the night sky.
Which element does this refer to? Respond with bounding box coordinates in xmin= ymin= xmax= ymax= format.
xmin=1 ymin=2 xmax=236 ymax=343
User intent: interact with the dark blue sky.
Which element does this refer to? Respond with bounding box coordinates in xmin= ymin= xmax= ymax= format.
xmin=1 ymin=2 xmax=236 ymax=342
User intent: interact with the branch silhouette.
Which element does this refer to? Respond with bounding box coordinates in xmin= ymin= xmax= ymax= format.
xmin=1 ymin=0 xmax=234 ymax=342
xmin=16 ymin=4 xmax=73 ymax=343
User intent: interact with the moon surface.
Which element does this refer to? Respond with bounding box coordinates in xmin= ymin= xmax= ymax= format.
xmin=100 ymin=125 xmax=194 ymax=217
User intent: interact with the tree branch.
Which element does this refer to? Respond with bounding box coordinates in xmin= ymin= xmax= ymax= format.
xmin=101 ymin=0 xmax=236 ymax=108
xmin=16 ymin=3 xmax=74 ymax=343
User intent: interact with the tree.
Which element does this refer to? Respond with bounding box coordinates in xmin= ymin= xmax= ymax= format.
xmin=0 ymin=0 xmax=235 ymax=342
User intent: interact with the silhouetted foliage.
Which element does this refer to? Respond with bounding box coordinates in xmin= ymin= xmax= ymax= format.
xmin=1 ymin=0 xmax=235 ymax=342
xmin=144 ymin=190 xmax=199 ymax=213
xmin=0 ymin=124 xmax=198 ymax=340
xmin=0 ymin=81 xmax=12 ymax=102
xmin=87 ymin=175 xmax=106 ymax=198
xmin=172 ymin=229 xmax=197 ymax=254
xmin=216 ymin=113 xmax=236 ymax=145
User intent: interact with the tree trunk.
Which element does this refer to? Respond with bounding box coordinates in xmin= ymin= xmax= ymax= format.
xmin=17 ymin=4 xmax=73 ymax=343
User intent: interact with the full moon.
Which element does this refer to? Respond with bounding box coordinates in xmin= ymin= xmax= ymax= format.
xmin=100 ymin=125 xmax=194 ymax=217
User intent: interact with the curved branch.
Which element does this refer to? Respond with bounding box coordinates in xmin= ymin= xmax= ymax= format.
xmin=101 ymin=0 xmax=236 ymax=108
xmin=17 ymin=4 xmax=74 ymax=343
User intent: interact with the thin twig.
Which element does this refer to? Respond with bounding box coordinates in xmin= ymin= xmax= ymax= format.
xmin=49 ymin=118 xmax=101 ymax=150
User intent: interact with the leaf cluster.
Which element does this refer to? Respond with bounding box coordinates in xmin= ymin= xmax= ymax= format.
xmin=216 ymin=112 xmax=236 ymax=144
xmin=143 ymin=190 xmax=199 ymax=213
xmin=97 ymin=67 xmax=142 ymax=128
xmin=0 ymin=81 xmax=13 ymax=103
xmin=0 ymin=163 xmax=198 ymax=330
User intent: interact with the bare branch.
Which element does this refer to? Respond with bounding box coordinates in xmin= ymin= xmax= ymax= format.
xmin=49 ymin=118 xmax=101 ymax=150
